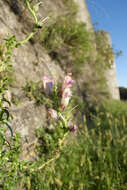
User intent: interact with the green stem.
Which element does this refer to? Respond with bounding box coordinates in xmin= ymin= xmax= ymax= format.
xmin=58 ymin=113 xmax=67 ymax=127
xmin=25 ymin=0 xmax=38 ymax=24
xmin=32 ymin=131 xmax=69 ymax=171
xmin=16 ymin=31 xmax=36 ymax=46
xmin=59 ymin=131 xmax=69 ymax=148
xmin=38 ymin=152 xmax=60 ymax=170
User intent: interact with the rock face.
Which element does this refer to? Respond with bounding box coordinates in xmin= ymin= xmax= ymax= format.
xmin=105 ymin=62 xmax=120 ymax=99
xmin=0 ymin=0 xmax=64 ymax=150
xmin=74 ymin=0 xmax=93 ymax=29
xmin=0 ymin=0 xmax=120 ymax=159
xmin=74 ymin=0 xmax=120 ymax=100
xmin=104 ymin=33 xmax=120 ymax=99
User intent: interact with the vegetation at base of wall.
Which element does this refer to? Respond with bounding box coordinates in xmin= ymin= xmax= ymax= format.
xmin=23 ymin=100 xmax=127 ymax=190
xmin=119 ymin=86 xmax=127 ymax=101
xmin=1 ymin=100 xmax=127 ymax=189
xmin=87 ymin=99 xmax=127 ymax=130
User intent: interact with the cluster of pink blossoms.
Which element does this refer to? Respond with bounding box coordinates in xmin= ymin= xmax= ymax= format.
xmin=61 ymin=73 xmax=74 ymax=110
xmin=42 ymin=73 xmax=77 ymax=133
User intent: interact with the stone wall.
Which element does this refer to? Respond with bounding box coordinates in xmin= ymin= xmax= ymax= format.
xmin=104 ymin=33 xmax=120 ymax=99
xmin=0 ymin=0 xmax=64 ymax=150
xmin=74 ymin=0 xmax=93 ymax=29
xmin=74 ymin=0 xmax=120 ymax=100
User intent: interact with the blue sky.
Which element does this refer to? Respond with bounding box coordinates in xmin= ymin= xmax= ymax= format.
xmin=86 ymin=0 xmax=127 ymax=87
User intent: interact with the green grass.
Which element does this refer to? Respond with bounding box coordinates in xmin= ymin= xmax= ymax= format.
xmin=1 ymin=100 xmax=127 ymax=189
xmin=25 ymin=100 xmax=127 ymax=190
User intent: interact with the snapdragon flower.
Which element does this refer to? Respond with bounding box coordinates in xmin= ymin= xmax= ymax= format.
xmin=42 ymin=76 xmax=53 ymax=94
xmin=61 ymin=73 xmax=74 ymax=110
xmin=61 ymin=73 xmax=74 ymax=93
xmin=61 ymin=88 xmax=72 ymax=110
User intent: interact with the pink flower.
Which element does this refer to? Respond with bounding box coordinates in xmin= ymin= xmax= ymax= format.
xmin=61 ymin=73 xmax=74 ymax=109
xmin=48 ymin=109 xmax=58 ymax=119
xmin=42 ymin=76 xmax=53 ymax=94
xmin=61 ymin=88 xmax=72 ymax=110
xmin=70 ymin=124 xmax=78 ymax=133
xmin=61 ymin=73 xmax=74 ymax=93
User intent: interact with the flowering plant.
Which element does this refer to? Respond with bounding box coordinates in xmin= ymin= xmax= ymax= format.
xmin=42 ymin=73 xmax=74 ymax=110
xmin=42 ymin=73 xmax=76 ymax=129
xmin=61 ymin=73 xmax=74 ymax=110
xmin=36 ymin=73 xmax=78 ymax=167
